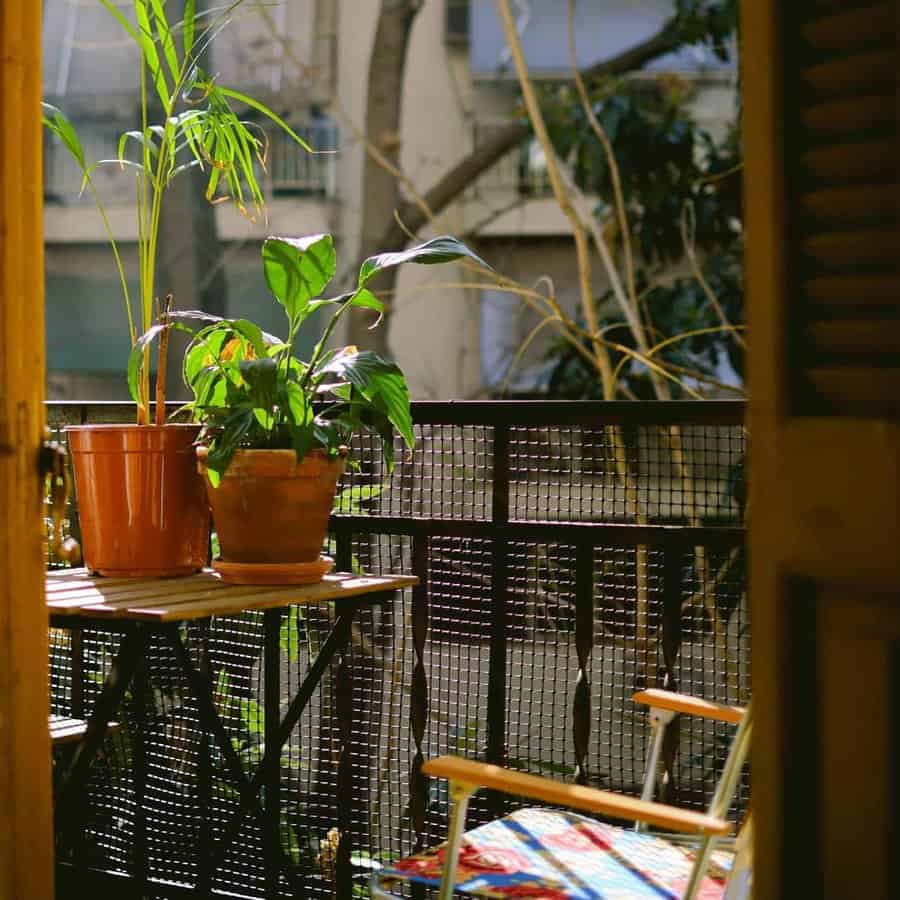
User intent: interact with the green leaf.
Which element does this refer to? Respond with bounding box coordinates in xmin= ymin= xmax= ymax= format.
xmin=182 ymin=0 xmax=196 ymax=57
xmin=127 ymin=323 xmax=167 ymax=403
xmin=239 ymin=698 xmax=265 ymax=737
xmin=118 ymin=129 xmax=159 ymax=163
xmin=127 ymin=321 xmax=192 ymax=402
xmin=318 ymin=351 xmax=414 ymax=455
xmin=358 ymin=235 xmax=492 ymax=289
xmin=150 ymin=0 xmax=180 ymax=85
xmin=42 ymin=103 xmax=86 ymax=169
xmin=97 ymin=0 xmax=142 ymax=45
xmin=133 ymin=0 xmax=171 ymax=108
xmin=230 ymin=319 xmax=268 ymax=358
xmin=262 ymin=235 xmax=336 ymax=324
xmin=218 ymin=87 xmax=314 ymax=152
xmin=238 ymin=357 xmax=278 ymax=411
xmin=282 ymin=381 xmax=310 ymax=428
xmin=348 ymin=288 xmax=385 ymax=328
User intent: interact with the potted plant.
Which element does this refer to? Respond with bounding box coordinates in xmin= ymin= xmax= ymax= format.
xmin=132 ymin=232 xmax=489 ymax=584
xmin=42 ymin=0 xmax=312 ymax=576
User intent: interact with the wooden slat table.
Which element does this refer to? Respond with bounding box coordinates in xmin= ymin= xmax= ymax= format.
xmin=49 ymin=567 xmax=418 ymax=895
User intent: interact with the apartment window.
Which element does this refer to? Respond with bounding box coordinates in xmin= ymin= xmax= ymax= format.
xmin=445 ymin=0 xmax=470 ymax=46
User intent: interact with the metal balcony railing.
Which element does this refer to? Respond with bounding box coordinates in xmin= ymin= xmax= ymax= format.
xmin=46 ymin=399 xmax=748 ymax=898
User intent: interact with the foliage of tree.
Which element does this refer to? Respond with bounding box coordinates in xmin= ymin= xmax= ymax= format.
xmin=536 ymin=72 xmax=744 ymax=399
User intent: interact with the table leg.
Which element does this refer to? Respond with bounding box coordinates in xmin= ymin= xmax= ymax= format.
xmin=58 ymin=627 xmax=146 ymax=844
xmin=205 ymin=604 xmax=361 ymax=877
xmin=163 ymin=625 xmax=257 ymax=793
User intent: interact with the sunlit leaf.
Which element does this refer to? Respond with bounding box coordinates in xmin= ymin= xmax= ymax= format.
xmin=133 ymin=0 xmax=171 ymax=108
xmin=317 ymin=350 xmax=414 ymax=454
xmin=41 ymin=103 xmax=86 ymax=169
xmin=218 ymin=87 xmax=313 ymax=152
xmin=183 ymin=0 xmax=196 ymax=57
xmin=358 ymin=235 xmax=492 ymax=288
xmin=150 ymin=0 xmax=180 ymax=85
xmin=348 ymin=288 xmax=385 ymax=329
xmin=262 ymin=235 xmax=336 ymax=324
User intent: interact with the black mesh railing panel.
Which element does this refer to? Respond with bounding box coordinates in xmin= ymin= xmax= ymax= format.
xmin=46 ymin=401 xmax=748 ymax=896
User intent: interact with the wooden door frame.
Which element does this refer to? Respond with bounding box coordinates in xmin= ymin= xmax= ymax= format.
xmin=0 ymin=1 xmax=55 ymax=897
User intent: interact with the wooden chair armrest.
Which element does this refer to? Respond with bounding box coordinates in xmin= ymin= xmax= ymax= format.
xmin=632 ymin=689 xmax=745 ymax=725
xmin=421 ymin=756 xmax=731 ymax=836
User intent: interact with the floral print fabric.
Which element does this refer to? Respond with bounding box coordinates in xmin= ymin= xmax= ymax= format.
xmin=379 ymin=807 xmax=732 ymax=899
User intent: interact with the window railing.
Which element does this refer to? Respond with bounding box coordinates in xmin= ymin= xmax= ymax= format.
xmin=43 ymin=122 xmax=338 ymax=209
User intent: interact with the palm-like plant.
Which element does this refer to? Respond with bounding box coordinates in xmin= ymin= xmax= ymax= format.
xmin=42 ymin=0 xmax=311 ymax=423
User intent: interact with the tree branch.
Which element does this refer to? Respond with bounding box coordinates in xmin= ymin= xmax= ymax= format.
xmin=376 ymin=20 xmax=684 ymax=251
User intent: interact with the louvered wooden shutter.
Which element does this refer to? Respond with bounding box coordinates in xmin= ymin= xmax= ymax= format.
xmin=789 ymin=2 xmax=899 ymax=415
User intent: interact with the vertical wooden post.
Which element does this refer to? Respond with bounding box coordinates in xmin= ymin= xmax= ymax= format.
xmin=0 ymin=0 xmax=55 ymax=897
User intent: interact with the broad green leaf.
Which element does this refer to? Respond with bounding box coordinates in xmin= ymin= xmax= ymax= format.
xmin=238 ymin=357 xmax=278 ymax=413
xmin=230 ymin=319 xmax=268 ymax=358
xmin=318 ymin=351 xmax=414 ymax=452
xmin=348 ymin=288 xmax=385 ymax=328
xmin=289 ymin=423 xmax=317 ymax=461
xmin=282 ymin=381 xmax=310 ymax=429
xmin=218 ymin=87 xmax=313 ymax=152
xmin=358 ymin=235 xmax=492 ymax=289
xmin=191 ymin=366 xmax=228 ymax=409
xmin=262 ymin=235 xmax=336 ymax=324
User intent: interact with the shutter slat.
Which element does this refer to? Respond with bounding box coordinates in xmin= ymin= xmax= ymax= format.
xmin=801 ymin=185 xmax=899 ymax=224
xmin=802 ymin=95 xmax=894 ymax=135
xmin=801 ymin=4 xmax=893 ymax=51
xmin=805 ymin=368 xmax=900 ymax=416
xmin=803 ymin=50 xmax=895 ymax=95
xmin=804 ymin=231 xmax=898 ymax=267
xmin=803 ymin=140 xmax=897 ymax=180
xmin=808 ymin=320 xmax=900 ymax=355
xmin=805 ymin=274 xmax=900 ymax=305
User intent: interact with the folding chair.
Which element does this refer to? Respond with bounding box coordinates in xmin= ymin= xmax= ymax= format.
xmin=371 ymin=690 xmax=752 ymax=899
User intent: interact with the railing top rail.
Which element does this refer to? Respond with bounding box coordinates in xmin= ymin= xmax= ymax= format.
xmin=46 ymin=399 xmax=746 ymax=427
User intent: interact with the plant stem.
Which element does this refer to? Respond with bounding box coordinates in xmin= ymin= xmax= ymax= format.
xmin=137 ymin=54 xmax=152 ymax=424
xmin=301 ymin=293 xmax=355 ymax=388
xmin=155 ymin=295 xmax=173 ymax=426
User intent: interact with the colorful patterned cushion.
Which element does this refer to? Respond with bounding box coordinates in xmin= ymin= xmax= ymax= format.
xmin=379 ymin=807 xmax=732 ymax=899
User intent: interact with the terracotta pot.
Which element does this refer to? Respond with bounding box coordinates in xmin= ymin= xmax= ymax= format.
xmin=67 ymin=424 xmax=210 ymax=577
xmin=197 ymin=447 xmax=346 ymax=565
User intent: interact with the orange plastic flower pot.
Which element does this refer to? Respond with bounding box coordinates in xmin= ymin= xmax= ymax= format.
xmin=67 ymin=424 xmax=210 ymax=577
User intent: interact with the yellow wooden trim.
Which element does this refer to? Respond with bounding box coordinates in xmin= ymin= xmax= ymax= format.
xmin=0 ymin=0 xmax=55 ymax=895
xmin=421 ymin=757 xmax=732 ymax=836
xmin=632 ymin=689 xmax=745 ymax=725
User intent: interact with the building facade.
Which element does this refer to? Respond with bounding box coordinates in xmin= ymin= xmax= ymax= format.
xmin=42 ymin=0 xmax=737 ymax=400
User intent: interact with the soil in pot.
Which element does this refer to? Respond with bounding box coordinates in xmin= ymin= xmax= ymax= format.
xmin=67 ymin=424 xmax=210 ymax=577
xmin=197 ymin=447 xmax=347 ymax=583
